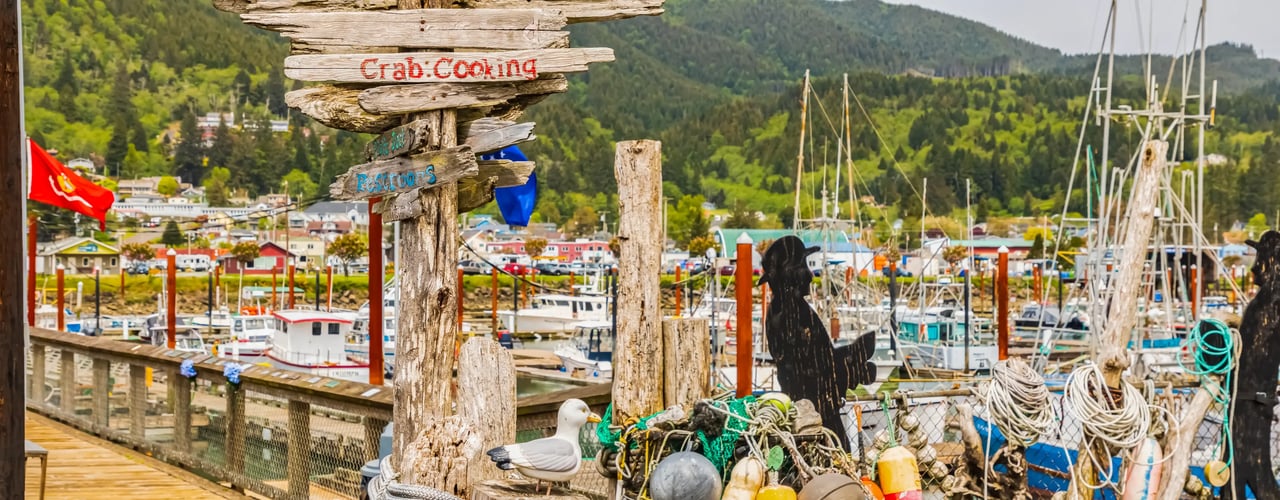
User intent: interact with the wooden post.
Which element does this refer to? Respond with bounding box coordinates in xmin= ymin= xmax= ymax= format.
xmin=760 ymin=284 xmax=769 ymax=352
xmin=457 ymin=267 xmax=465 ymax=330
xmin=369 ymin=198 xmax=385 ymax=386
xmin=996 ymin=246 xmax=1009 ymax=361
xmin=3 ymin=16 xmax=26 ymax=485
xmin=287 ymin=400 xmax=312 ymax=499
xmin=288 ymin=262 xmax=296 ymax=309
xmin=326 ymin=265 xmax=334 ymax=311
xmin=92 ymin=358 xmax=110 ymax=428
xmin=215 ymin=262 xmax=221 ymax=290
xmin=390 ymin=50 xmax=465 ymax=487
xmin=611 ymin=140 xmax=664 ymax=423
xmin=1190 ymin=264 xmax=1199 ymax=322
xmin=119 ymin=266 xmax=126 ymax=299
xmin=56 ymin=265 xmax=65 ymax=331
xmin=1032 ymin=266 xmax=1042 ymax=304
xmin=27 ymin=215 xmax=36 ymax=327
xmin=490 ymin=266 xmax=498 ymax=334
xmin=166 ymin=249 xmax=177 ymax=349
xmin=1071 ymin=140 xmax=1167 ymax=498
xmin=520 ymin=269 xmax=528 ymax=309
xmin=674 ymin=266 xmax=682 ymax=317
xmin=663 ymin=318 xmax=710 ymax=406
xmin=60 ymin=349 xmax=75 ymax=415
xmin=30 ymin=344 xmax=45 ymax=404
xmin=173 ymin=370 xmax=192 ymax=453
xmin=363 ymin=417 xmax=388 ymax=462
xmin=226 ymin=384 xmax=246 ymax=476
xmin=734 ymin=232 xmax=753 ymax=397
xmin=129 ymin=364 xmax=146 ymax=438
xmin=271 ymin=267 xmax=278 ymax=310
xmin=456 ymin=339 xmax=516 ymax=486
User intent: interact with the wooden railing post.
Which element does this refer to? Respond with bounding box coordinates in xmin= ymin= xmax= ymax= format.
xmin=663 ymin=318 xmax=710 ymax=407
xmin=173 ymin=369 xmax=192 ymax=453
xmin=287 ymin=400 xmax=312 ymax=499
xmin=130 ymin=364 xmax=147 ymax=438
xmin=92 ymin=358 xmax=110 ymax=428
xmin=364 ymin=417 xmax=388 ymax=462
xmin=226 ymin=384 xmax=246 ymax=478
xmin=30 ymin=344 xmax=45 ymax=404
xmin=60 ymin=349 xmax=75 ymax=415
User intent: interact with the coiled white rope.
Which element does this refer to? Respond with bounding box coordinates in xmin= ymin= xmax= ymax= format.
xmin=1062 ymin=364 xmax=1150 ymax=491
xmin=984 ymin=358 xmax=1055 ymax=448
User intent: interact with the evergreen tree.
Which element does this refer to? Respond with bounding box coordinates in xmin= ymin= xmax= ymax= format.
xmin=206 ymin=118 xmax=233 ymax=171
xmin=105 ymin=64 xmax=133 ymax=169
xmin=160 ymin=220 xmax=183 ymax=246
xmin=173 ymin=110 xmax=205 ymax=184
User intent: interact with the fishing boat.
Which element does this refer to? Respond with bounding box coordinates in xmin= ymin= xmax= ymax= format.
xmin=192 ymin=307 xmax=233 ymax=329
xmin=216 ymin=314 xmax=275 ymax=362
xmin=264 ymin=310 xmax=366 ymax=382
xmin=894 ymin=306 xmax=998 ymax=373
xmin=553 ymin=320 xmax=613 ymax=378
xmin=496 ymin=293 xmax=610 ymax=334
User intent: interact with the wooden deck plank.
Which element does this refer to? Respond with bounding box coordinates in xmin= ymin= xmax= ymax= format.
xmin=24 ymin=412 xmax=239 ymax=499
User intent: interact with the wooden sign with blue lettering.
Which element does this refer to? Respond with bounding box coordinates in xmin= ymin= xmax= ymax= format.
xmin=365 ymin=119 xmax=435 ymax=161
xmin=330 ymin=146 xmax=478 ymax=201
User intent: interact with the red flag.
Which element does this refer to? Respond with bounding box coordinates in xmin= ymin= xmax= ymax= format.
xmin=27 ymin=139 xmax=116 ymax=230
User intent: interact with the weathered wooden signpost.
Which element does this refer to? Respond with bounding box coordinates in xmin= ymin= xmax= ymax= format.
xmin=216 ymin=0 xmax=663 ymax=496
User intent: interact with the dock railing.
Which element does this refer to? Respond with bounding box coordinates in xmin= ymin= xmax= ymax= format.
xmin=26 ymin=327 xmax=393 ymax=499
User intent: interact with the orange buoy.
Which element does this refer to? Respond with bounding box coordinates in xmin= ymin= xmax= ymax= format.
xmin=876 ymin=446 xmax=922 ymax=500
xmin=861 ymin=477 xmax=884 ymax=500
xmin=1121 ymin=437 xmax=1163 ymax=500
xmin=757 ymin=484 xmax=797 ymax=500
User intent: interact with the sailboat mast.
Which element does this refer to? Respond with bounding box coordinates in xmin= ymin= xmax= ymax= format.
xmin=845 ymin=74 xmax=859 ymax=243
xmin=1195 ymin=0 xmax=1207 ymax=287
xmin=793 ymin=70 xmax=810 ymax=230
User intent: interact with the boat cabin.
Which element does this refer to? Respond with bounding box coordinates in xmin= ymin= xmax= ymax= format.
xmin=269 ymin=310 xmax=355 ymax=366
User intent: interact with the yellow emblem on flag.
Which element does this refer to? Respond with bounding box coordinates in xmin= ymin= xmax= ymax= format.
xmin=56 ymin=173 xmax=76 ymax=193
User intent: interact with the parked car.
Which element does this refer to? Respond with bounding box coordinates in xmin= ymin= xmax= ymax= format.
xmin=459 ymin=260 xmax=488 ymax=275
xmin=126 ymin=262 xmax=150 ymax=275
xmin=718 ymin=265 xmax=762 ymax=276
xmin=503 ymin=262 xmax=534 ymax=275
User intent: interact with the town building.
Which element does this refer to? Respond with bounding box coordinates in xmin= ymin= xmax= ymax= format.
xmin=36 ymin=237 xmax=120 ymax=274
xmin=217 ymin=242 xmax=297 ymax=275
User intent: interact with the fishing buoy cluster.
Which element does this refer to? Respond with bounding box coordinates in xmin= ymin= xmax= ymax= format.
xmin=594 ymin=393 xmax=873 ymax=500
xmin=861 ymin=400 xmax=939 ymax=500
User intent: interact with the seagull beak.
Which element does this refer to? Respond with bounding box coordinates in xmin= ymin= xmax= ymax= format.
xmin=587 ymin=413 xmax=602 ymax=424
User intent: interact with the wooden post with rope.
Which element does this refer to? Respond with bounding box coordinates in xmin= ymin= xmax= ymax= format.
xmin=1070 ymin=140 xmax=1167 ymax=498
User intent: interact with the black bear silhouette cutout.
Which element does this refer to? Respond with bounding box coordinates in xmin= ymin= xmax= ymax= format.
xmin=1229 ymin=230 xmax=1280 ymax=499
xmin=758 ymin=236 xmax=877 ymax=450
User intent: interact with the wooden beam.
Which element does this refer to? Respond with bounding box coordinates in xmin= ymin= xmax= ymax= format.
xmin=466 ymin=0 xmax=665 ymax=23
xmin=284 ymin=48 xmax=613 ymax=83
xmin=213 ymin=0 xmax=397 ymax=14
xmin=242 ymin=9 xmax=568 ymax=50
xmin=611 ymin=140 xmax=664 ymax=424
xmin=662 ymin=318 xmax=710 ymax=407
xmin=476 ymin=160 xmax=534 ymax=188
xmin=365 ymin=118 xmax=438 ymax=161
xmin=457 ymin=176 xmax=498 ymax=213
xmin=92 ymin=359 xmax=110 ymax=428
xmin=329 ymin=146 xmax=478 ymax=201
xmin=286 ymin=85 xmax=400 ymax=133
xmin=358 ymin=76 xmax=568 ymax=114
xmin=172 ymin=371 xmax=192 ymax=453
xmin=462 ymin=119 xmax=536 ymax=154
xmin=456 ymin=339 xmax=515 ymax=486
xmin=287 ymin=400 xmax=312 ymax=499
xmin=129 ymin=364 xmax=146 ymax=438
xmin=0 ymin=0 xmax=23 ymax=492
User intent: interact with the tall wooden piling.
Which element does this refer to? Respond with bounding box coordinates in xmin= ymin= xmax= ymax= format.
xmin=1190 ymin=264 xmax=1199 ymax=322
xmin=674 ymin=267 xmax=682 ymax=317
xmin=271 ymin=267 xmax=278 ymax=310
xmin=56 ymin=265 xmax=65 ymax=331
xmin=167 ymin=249 xmax=177 ymax=349
xmin=996 ymin=246 xmax=1009 ymax=361
xmin=735 ymin=233 xmax=754 ymax=397
xmin=369 ymin=198 xmax=384 ymax=386
xmin=287 ymin=262 xmax=296 ymax=309
xmin=663 ymin=318 xmax=710 ymax=406
xmin=612 ymin=140 xmax=665 ymax=423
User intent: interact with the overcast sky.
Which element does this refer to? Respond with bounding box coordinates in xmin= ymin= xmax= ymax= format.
xmin=880 ymin=0 xmax=1280 ymax=60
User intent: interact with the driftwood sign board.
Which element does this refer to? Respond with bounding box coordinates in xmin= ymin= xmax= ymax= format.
xmin=216 ymin=0 xmax=664 ymax=24
xmin=462 ymin=119 xmax=536 ymax=154
xmin=330 ymin=146 xmax=478 ymax=201
xmin=365 ymin=119 xmax=436 ymax=161
xmin=285 ymin=48 xmax=613 ymax=83
xmin=242 ymin=9 xmax=569 ymax=50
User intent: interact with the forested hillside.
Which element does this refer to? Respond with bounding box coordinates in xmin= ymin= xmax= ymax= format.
xmin=20 ymin=0 xmax=1280 ymax=244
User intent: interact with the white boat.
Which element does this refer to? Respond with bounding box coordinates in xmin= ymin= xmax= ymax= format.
xmin=554 ymin=321 xmax=613 ymax=378
xmin=893 ymin=306 xmax=998 ymax=372
xmin=174 ymin=329 xmax=209 ymax=355
xmin=265 ymin=310 xmax=367 ymax=382
xmin=193 ymin=308 xmax=233 ymax=329
xmin=497 ymin=293 xmax=610 ymax=334
xmin=217 ymin=314 xmax=275 ymax=362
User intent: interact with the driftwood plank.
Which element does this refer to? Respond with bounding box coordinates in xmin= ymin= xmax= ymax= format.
xmin=358 ymin=77 xmax=567 ymax=114
xmin=213 ymin=0 xmax=396 ymax=13
xmin=285 ymin=48 xmax=612 ymax=84
xmin=330 ymin=146 xmax=478 ymax=201
xmin=365 ymin=119 xmax=438 ymax=161
xmin=371 ymin=188 xmax=421 ymax=222
xmin=476 ymin=160 xmax=534 ymax=188
xmin=457 ymin=176 xmax=498 ymax=213
xmin=462 ymin=120 xmax=536 ymax=154
xmin=242 ymin=9 xmax=568 ymax=50
xmin=285 ymin=86 xmax=399 ymax=133
xmin=466 ymin=0 xmax=665 ymax=23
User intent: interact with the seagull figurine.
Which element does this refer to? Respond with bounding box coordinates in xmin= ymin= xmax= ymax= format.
xmin=487 ymin=398 xmax=601 ymax=495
